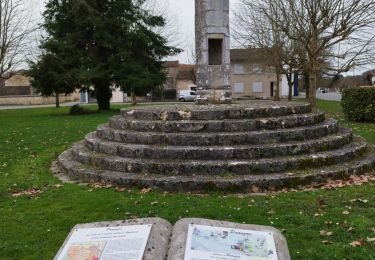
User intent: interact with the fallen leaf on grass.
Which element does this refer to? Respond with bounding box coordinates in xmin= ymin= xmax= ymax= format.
xmin=141 ymin=188 xmax=152 ymax=194
xmin=342 ymin=220 xmax=349 ymax=228
xmin=347 ymin=227 xmax=355 ymax=233
xmin=320 ymin=230 xmax=333 ymax=237
xmin=350 ymin=199 xmax=369 ymax=204
xmin=342 ymin=211 xmax=350 ymax=215
xmin=276 ymin=175 xmax=375 ymax=194
xmin=93 ymin=183 xmax=113 ymax=189
xmin=349 ymin=240 xmax=363 ymax=247
xmin=150 ymin=201 xmax=159 ymax=205
xmin=324 ymin=221 xmax=333 ymax=225
xmin=250 ymin=185 xmax=260 ymax=193
xmin=10 ymin=188 xmax=42 ymax=198
xmin=317 ymin=198 xmax=327 ymax=206
xmin=321 ymin=240 xmax=333 ymax=244
xmin=367 ymin=237 xmax=375 ymax=243
xmin=115 ymin=187 xmax=126 ymax=192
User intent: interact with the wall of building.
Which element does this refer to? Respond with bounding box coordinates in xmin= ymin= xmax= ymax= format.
xmin=0 ymin=94 xmax=79 ymax=106
xmin=230 ymin=62 xmax=277 ymax=98
xmin=5 ymin=74 xmax=31 ymax=87
xmin=111 ymin=88 xmax=126 ymax=103
xmin=164 ymin=66 xmax=179 ymax=90
xmin=177 ymin=80 xmax=195 ymax=94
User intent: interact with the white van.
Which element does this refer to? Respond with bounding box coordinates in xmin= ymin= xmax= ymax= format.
xmin=178 ymin=90 xmax=196 ymax=102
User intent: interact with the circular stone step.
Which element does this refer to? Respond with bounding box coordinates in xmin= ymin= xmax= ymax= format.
xmin=71 ymin=140 xmax=368 ymax=176
xmin=109 ymin=111 xmax=325 ymax=133
xmin=56 ymin=146 xmax=375 ymax=192
xmin=121 ymin=101 xmax=311 ymax=121
xmin=53 ymin=100 xmax=375 ymax=192
xmin=96 ymin=119 xmax=339 ymax=146
xmin=85 ymin=129 xmax=353 ymax=160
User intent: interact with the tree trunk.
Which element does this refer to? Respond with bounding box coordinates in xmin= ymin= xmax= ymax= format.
xmin=304 ymin=72 xmax=310 ymax=100
xmin=55 ymin=91 xmax=60 ymax=108
xmin=288 ymin=83 xmax=293 ymax=101
xmin=131 ymin=91 xmax=137 ymax=106
xmin=95 ymin=81 xmax=111 ymax=111
xmin=273 ymin=72 xmax=280 ymax=101
xmin=308 ymin=72 xmax=317 ymax=106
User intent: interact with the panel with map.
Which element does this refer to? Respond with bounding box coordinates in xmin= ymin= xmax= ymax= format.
xmin=185 ymin=224 xmax=278 ymax=260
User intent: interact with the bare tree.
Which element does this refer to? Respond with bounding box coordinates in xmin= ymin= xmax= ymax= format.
xmin=182 ymin=32 xmax=196 ymax=65
xmin=143 ymin=0 xmax=183 ymax=50
xmin=233 ymin=0 xmax=305 ymax=101
xmin=0 ymin=0 xmax=37 ymax=85
xmin=233 ymin=0 xmax=375 ymax=105
xmin=266 ymin=0 xmax=375 ymax=105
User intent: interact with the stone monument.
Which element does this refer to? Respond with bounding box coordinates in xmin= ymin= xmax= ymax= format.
xmin=195 ymin=0 xmax=232 ymax=104
xmin=52 ymin=0 xmax=375 ymax=192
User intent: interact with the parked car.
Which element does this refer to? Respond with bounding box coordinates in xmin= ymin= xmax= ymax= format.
xmin=318 ymin=87 xmax=327 ymax=93
xmin=178 ymin=90 xmax=196 ymax=102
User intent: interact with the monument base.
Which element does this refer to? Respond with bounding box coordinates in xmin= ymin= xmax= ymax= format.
xmin=195 ymin=89 xmax=232 ymax=105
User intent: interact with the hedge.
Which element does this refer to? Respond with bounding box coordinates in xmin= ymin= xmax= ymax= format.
xmin=342 ymin=87 xmax=375 ymax=122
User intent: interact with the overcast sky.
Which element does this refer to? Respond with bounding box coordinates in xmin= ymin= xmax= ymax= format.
xmin=33 ymin=0 xmax=369 ymax=73
xmin=34 ymin=0 xmax=241 ymax=64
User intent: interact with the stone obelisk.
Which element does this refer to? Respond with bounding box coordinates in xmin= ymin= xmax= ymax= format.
xmin=195 ymin=0 xmax=232 ymax=104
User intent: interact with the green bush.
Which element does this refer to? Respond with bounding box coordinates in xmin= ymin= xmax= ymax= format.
xmin=69 ymin=104 xmax=96 ymax=115
xmin=342 ymin=87 xmax=375 ymax=122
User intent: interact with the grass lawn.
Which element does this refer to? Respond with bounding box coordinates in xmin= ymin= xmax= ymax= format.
xmin=0 ymin=101 xmax=374 ymax=259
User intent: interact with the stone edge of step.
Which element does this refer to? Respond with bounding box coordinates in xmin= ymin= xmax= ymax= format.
xmin=53 ymin=146 xmax=375 ymax=192
xmin=96 ymin=119 xmax=339 ymax=145
xmin=70 ymin=139 xmax=368 ymax=176
xmin=84 ymin=128 xmax=353 ymax=160
xmin=120 ymin=103 xmax=312 ymax=121
xmin=109 ymin=111 xmax=326 ymax=132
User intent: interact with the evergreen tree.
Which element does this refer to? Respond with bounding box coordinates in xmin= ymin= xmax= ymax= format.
xmin=28 ymin=53 xmax=78 ymax=108
xmin=41 ymin=0 xmax=180 ymax=110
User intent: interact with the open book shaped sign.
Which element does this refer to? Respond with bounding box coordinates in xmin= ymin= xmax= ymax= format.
xmin=54 ymin=218 xmax=291 ymax=260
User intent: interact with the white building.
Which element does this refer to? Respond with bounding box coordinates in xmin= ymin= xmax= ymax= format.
xmin=281 ymin=74 xmax=297 ymax=97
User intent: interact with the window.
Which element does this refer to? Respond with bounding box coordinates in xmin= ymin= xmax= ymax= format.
xmin=234 ymin=64 xmax=244 ymax=74
xmin=190 ymin=92 xmax=196 ymax=96
xmin=234 ymin=83 xmax=245 ymax=93
xmin=252 ymin=82 xmax=263 ymax=93
xmin=208 ymin=39 xmax=223 ymax=65
xmin=253 ymin=64 xmax=262 ymax=73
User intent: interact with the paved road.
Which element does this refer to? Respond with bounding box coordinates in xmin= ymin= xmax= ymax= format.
xmin=316 ymin=92 xmax=342 ymax=101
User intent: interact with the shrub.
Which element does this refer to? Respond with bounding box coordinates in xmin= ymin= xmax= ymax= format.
xmin=342 ymin=87 xmax=375 ymax=122
xmin=69 ymin=104 xmax=96 ymax=115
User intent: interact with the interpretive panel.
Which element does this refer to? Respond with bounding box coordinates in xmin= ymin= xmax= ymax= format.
xmin=184 ymin=224 xmax=278 ymax=260
xmin=56 ymin=224 xmax=152 ymax=260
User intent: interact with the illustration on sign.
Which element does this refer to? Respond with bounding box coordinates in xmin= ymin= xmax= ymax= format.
xmin=184 ymin=224 xmax=278 ymax=260
xmin=56 ymin=224 xmax=152 ymax=260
